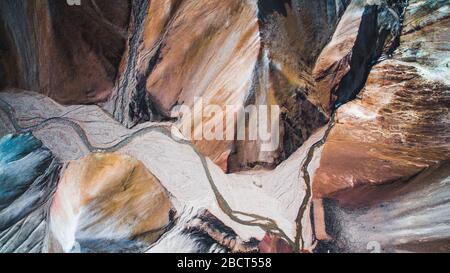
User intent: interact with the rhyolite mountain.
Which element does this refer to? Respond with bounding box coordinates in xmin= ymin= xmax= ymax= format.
xmin=0 ymin=0 xmax=449 ymax=253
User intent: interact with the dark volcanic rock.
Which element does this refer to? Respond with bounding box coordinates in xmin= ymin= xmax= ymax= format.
xmin=184 ymin=210 xmax=259 ymax=253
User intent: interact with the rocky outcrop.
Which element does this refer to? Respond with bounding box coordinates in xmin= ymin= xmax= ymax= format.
xmin=313 ymin=0 xmax=450 ymax=204
xmin=106 ymin=0 xmax=350 ymax=171
xmin=228 ymin=0 xmax=350 ymax=172
xmin=313 ymin=0 xmax=404 ymax=114
xmin=2 ymin=0 xmax=406 ymax=173
xmin=0 ymin=0 xmax=130 ymax=104
xmin=105 ymin=0 xmax=262 ymax=170
xmin=0 ymin=133 xmax=60 ymax=253
xmin=307 ymin=0 xmax=450 ymax=250
xmin=184 ymin=210 xmax=259 ymax=253
xmin=45 ymin=153 xmax=173 ymax=253
xmin=318 ymin=160 xmax=450 ymax=253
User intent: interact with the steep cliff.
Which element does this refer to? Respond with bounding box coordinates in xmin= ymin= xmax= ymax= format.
xmin=0 ymin=0 xmax=130 ymax=104
xmin=105 ymin=0 xmax=351 ymax=171
xmin=313 ymin=0 xmax=450 ymax=204
xmin=311 ymin=0 xmax=450 ymax=250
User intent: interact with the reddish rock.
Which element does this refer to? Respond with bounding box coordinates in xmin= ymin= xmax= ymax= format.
xmin=107 ymin=0 xmax=349 ymax=172
xmin=0 ymin=0 xmax=130 ymax=104
xmin=313 ymin=0 xmax=401 ymax=114
xmin=313 ymin=0 xmax=450 ymax=205
xmin=259 ymin=233 xmax=293 ymax=253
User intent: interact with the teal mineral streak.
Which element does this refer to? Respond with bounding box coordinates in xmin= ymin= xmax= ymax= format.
xmin=0 ymin=133 xmax=60 ymax=252
xmin=0 ymin=133 xmax=42 ymax=164
xmin=0 ymin=133 xmax=52 ymax=209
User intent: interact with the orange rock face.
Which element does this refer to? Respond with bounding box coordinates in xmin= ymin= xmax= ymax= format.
xmin=0 ymin=0 xmax=130 ymax=104
xmin=313 ymin=0 xmax=450 ymax=205
xmin=148 ymin=0 xmax=261 ymax=170
xmin=107 ymin=0 xmax=350 ymax=171
xmin=46 ymin=153 xmax=173 ymax=253
xmin=106 ymin=0 xmax=263 ymax=170
xmin=313 ymin=0 xmax=401 ymax=114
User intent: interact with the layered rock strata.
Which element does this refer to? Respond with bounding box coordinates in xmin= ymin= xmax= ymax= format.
xmin=311 ymin=0 xmax=450 ymax=243
xmin=105 ymin=0 xmax=351 ymax=171
xmin=0 ymin=0 xmax=448 ymax=253
xmin=314 ymin=0 xmax=450 ymax=204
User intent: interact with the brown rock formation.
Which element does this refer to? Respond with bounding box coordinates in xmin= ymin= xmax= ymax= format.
xmin=107 ymin=0 xmax=262 ymax=171
xmin=7 ymin=0 xmax=408 ymax=173
xmin=318 ymin=160 xmax=450 ymax=253
xmin=313 ymin=0 xmax=402 ymax=114
xmin=259 ymin=233 xmax=293 ymax=253
xmin=46 ymin=153 xmax=173 ymax=253
xmin=228 ymin=0 xmax=349 ymax=171
xmin=0 ymin=0 xmax=130 ymax=104
xmin=185 ymin=210 xmax=259 ymax=253
xmin=313 ymin=0 xmax=450 ymax=205
xmin=106 ymin=0 xmax=350 ymax=171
